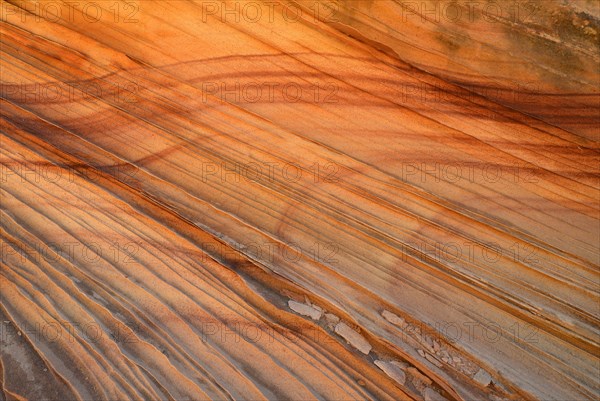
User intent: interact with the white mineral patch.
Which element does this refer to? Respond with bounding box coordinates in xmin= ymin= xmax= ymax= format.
xmin=334 ymin=322 xmax=372 ymax=354
xmin=324 ymin=313 xmax=340 ymax=329
xmin=374 ymin=360 xmax=406 ymax=385
xmin=324 ymin=313 xmax=340 ymax=324
xmin=381 ymin=310 xmax=408 ymax=328
xmin=473 ymin=368 xmax=492 ymax=386
xmin=288 ymin=300 xmax=322 ymax=320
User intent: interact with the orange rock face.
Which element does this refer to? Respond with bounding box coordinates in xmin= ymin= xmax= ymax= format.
xmin=1 ymin=1 xmax=598 ymax=401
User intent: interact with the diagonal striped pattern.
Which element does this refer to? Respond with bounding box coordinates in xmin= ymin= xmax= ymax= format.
xmin=1 ymin=1 xmax=598 ymax=401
